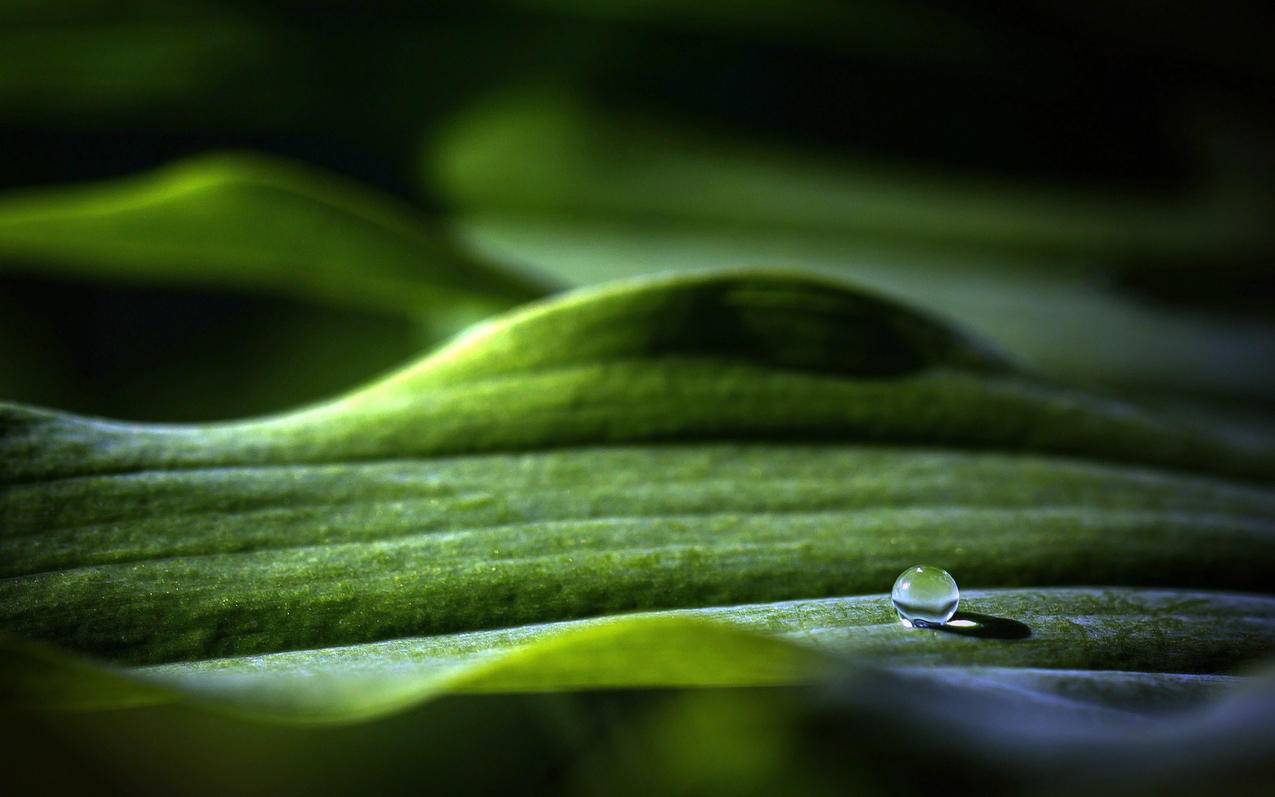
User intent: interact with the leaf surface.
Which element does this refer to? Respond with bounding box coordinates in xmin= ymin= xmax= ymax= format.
xmin=3 ymin=270 xmax=1275 ymax=724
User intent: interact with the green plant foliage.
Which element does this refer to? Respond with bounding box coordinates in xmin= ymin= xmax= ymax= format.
xmin=428 ymin=91 xmax=1275 ymax=398
xmin=0 ymin=154 xmax=552 ymax=418
xmin=5 ymin=3 xmax=1275 ymax=794
xmin=0 ymin=152 xmax=546 ymax=320
xmin=131 ymin=588 xmax=1275 ymax=719
xmin=431 ymin=92 xmax=1271 ymax=260
xmin=4 ymin=271 xmax=1275 ymax=735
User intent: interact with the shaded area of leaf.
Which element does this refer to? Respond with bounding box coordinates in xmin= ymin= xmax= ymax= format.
xmin=614 ymin=665 xmax=1275 ymax=796
xmin=0 ymin=153 xmax=551 ymax=417
xmin=0 ymin=275 xmax=425 ymax=421
xmin=430 ymin=90 xmax=1275 ymax=398
xmin=0 ymin=152 xmax=546 ymax=317
xmin=934 ymin=611 xmax=1032 ymax=640
xmin=8 ymin=652 xmax=1273 ymax=795
xmin=431 ymin=91 xmax=1273 ymax=261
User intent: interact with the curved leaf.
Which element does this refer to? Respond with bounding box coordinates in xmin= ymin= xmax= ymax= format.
xmin=0 ymin=153 xmax=554 ymax=418
xmin=4 ymin=270 xmax=1275 ymax=726
xmin=4 ymin=272 xmax=1271 ymax=485
xmin=137 ymin=588 xmax=1275 ymax=721
xmin=5 ymin=588 xmax=1272 ymax=724
xmin=429 ymin=91 xmax=1275 ymax=397
xmin=431 ymin=93 xmax=1272 ymax=259
xmin=0 ymin=153 xmax=548 ymax=322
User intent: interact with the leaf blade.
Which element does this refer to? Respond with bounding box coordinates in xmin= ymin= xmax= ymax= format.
xmin=4 ymin=270 xmax=1275 ymax=722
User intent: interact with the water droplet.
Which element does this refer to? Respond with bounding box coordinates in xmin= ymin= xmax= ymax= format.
xmin=892 ymin=565 xmax=959 ymax=628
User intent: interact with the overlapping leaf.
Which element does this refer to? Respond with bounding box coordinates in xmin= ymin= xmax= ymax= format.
xmin=428 ymin=91 xmax=1275 ymax=398
xmin=0 ymin=152 xmax=546 ymax=320
xmin=0 ymin=153 xmax=552 ymax=417
xmin=3 ymin=270 xmax=1275 ymax=729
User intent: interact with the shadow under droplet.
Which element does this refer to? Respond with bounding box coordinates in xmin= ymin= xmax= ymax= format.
xmin=935 ymin=611 xmax=1031 ymax=640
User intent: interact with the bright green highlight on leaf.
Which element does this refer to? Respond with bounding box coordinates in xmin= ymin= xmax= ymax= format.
xmin=431 ymin=91 xmax=1271 ymax=259
xmin=3 ymin=270 xmax=1275 ymax=723
xmin=6 ymin=588 xmax=1273 ymax=723
xmin=0 ymin=153 xmax=547 ymax=324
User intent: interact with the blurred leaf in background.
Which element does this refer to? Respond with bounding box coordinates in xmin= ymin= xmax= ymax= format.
xmin=0 ymin=153 xmax=547 ymax=418
xmin=4 ymin=0 xmax=1275 ymax=414
xmin=428 ymin=86 xmax=1275 ymax=401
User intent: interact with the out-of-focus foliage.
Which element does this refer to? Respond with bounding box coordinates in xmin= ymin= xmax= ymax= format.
xmin=428 ymin=89 xmax=1275 ymax=401
xmin=0 ymin=153 xmax=543 ymax=315
xmin=0 ymin=155 xmax=546 ymax=418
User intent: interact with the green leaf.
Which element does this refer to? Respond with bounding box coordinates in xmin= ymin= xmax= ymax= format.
xmin=608 ymin=663 xmax=1275 ymax=796
xmin=3 ymin=270 xmax=1274 ymax=723
xmin=0 ymin=152 xmax=547 ymax=321
xmin=133 ymin=588 xmax=1275 ymax=721
xmin=428 ymin=90 xmax=1275 ymax=397
xmin=430 ymin=91 xmax=1273 ymax=261
xmin=5 ymin=589 xmax=1273 ymax=723
xmin=0 ymin=153 xmax=552 ymax=418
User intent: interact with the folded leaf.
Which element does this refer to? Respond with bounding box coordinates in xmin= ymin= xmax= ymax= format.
xmin=429 ymin=91 xmax=1275 ymax=397
xmin=0 ymin=153 xmax=547 ymax=321
xmin=135 ymin=588 xmax=1275 ymax=721
xmin=5 ymin=588 xmax=1271 ymax=723
xmin=430 ymin=91 xmax=1272 ymax=261
xmin=0 ymin=153 xmax=553 ymax=418
xmin=5 ymin=271 xmax=1271 ymax=485
xmin=3 ymin=270 xmax=1274 ymax=725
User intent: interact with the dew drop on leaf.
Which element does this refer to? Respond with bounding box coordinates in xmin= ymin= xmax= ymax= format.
xmin=892 ymin=565 xmax=960 ymax=628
